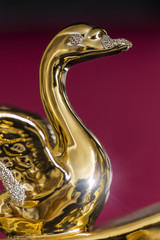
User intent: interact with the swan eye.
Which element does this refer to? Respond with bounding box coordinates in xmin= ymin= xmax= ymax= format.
xmin=98 ymin=32 xmax=103 ymax=38
xmin=68 ymin=33 xmax=84 ymax=46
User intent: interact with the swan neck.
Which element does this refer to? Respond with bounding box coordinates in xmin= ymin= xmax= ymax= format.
xmin=40 ymin=49 xmax=85 ymax=156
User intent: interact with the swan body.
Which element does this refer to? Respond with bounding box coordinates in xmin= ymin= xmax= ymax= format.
xmin=0 ymin=23 xmax=132 ymax=237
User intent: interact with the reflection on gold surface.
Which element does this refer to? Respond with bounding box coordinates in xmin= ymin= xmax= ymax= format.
xmin=1 ymin=204 xmax=159 ymax=239
xmin=0 ymin=23 xmax=157 ymax=240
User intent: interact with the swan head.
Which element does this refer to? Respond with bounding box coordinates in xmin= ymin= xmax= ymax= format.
xmin=49 ymin=23 xmax=132 ymax=64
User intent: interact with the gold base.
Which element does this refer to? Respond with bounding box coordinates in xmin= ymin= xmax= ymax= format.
xmin=2 ymin=203 xmax=160 ymax=240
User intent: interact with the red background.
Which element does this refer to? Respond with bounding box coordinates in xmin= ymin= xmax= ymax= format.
xmin=0 ymin=1 xmax=160 ymax=238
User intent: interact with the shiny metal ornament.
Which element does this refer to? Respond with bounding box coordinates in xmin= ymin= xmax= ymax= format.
xmin=1 ymin=23 xmax=158 ymax=240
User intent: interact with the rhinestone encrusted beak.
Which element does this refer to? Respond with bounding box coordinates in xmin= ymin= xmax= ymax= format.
xmin=101 ymin=34 xmax=132 ymax=51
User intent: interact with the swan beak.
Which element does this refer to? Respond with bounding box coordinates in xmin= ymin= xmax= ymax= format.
xmin=101 ymin=34 xmax=133 ymax=52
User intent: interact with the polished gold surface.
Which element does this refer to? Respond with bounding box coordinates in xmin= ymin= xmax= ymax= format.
xmin=1 ymin=203 xmax=160 ymax=239
xmin=1 ymin=23 xmax=156 ymax=240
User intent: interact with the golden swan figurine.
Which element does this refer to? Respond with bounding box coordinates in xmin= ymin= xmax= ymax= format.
xmin=0 ymin=23 xmax=159 ymax=240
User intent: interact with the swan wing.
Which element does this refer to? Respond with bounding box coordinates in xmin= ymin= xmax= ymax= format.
xmin=0 ymin=106 xmax=65 ymax=206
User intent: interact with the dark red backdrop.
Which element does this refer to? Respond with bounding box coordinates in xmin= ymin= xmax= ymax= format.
xmin=0 ymin=25 xmax=160 ymax=238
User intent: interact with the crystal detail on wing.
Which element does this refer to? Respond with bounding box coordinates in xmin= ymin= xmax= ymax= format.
xmin=0 ymin=161 xmax=26 ymax=205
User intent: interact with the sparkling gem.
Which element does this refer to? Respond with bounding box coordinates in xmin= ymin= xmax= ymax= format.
xmin=113 ymin=38 xmax=133 ymax=50
xmin=68 ymin=33 xmax=83 ymax=46
xmin=101 ymin=35 xmax=114 ymax=49
xmin=0 ymin=161 xmax=26 ymax=205
xmin=102 ymin=34 xmax=132 ymax=50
